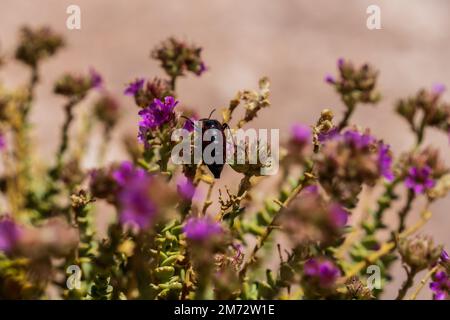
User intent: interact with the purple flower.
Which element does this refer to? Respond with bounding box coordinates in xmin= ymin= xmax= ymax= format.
xmin=378 ymin=143 xmax=394 ymax=181
xmin=196 ymin=62 xmax=207 ymax=76
xmin=177 ymin=176 xmax=196 ymax=200
xmin=337 ymin=58 xmax=345 ymax=68
xmin=124 ymin=78 xmax=145 ymax=96
xmin=343 ymin=130 xmax=374 ymax=149
xmin=303 ymin=258 xmax=341 ymax=288
xmin=291 ymin=124 xmax=311 ymax=144
xmin=432 ymin=83 xmax=446 ymax=95
xmin=114 ymin=162 xmax=155 ymax=230
xmin=441 ymin=250 xmax=449 ymax=263
xmin=329 ymin=204 xmax=348 ymax=228
xmin=405 ymin=165 xmax=435 ymax=194
xmin=304 ymin=184 xmax=319 ymax=194
xmin=138 ymin=96 xmax=179 ymax=142
xmin=318 ymin=127 xmax=339 ymax=143
xmin=324 ymin=74 xmax=335 ymax=84
xmin=0 ymin=218 xmax=21 ymax=253
xmin=112 ymin=161 xmax=146 ymax=186
xmin=183 ymin=217 xmax=222 ymax=241
xmin=430 ymin=271 xmax=450 ymax=300
xmin=0 ymin=133 xmax=6 ymax=150
xmin=89 ymin=68 xmax=103 ymax=89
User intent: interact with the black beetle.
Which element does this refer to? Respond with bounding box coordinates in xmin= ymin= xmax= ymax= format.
xmin=182 ymin=110 xmax=230 ymax=179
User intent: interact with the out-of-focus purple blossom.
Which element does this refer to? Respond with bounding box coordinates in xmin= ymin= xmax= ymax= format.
xmin=138 ymin=96 xmax=179 ymax=142
xmin=0 ymin=218 xmax=21 ymax=252
xmin=196 ymin=62 xmax=207 ymax=76
xmin=112 ymin=161 xmax=146 ymax=186
xmin=303 ymin=258 xmax=341 ymax=288
xmin=291 ymin=124 xmax=311 ymax=144
xmin=329 ymin=203 xmax=349 ymax=228
xmin=337 ymin=58 xmax=344 ymax=68
xmin=124 ymin=78 xmax=145 ymax=96
xmin=378 ymin=143 xmax=394 ymax=181
xmin=324 ymin=74 xmax=335 ymax=84
xmin=183 ymin=216 xmax=222 ymax=241
xmin=343 ymin=130 xmax=374 ymax=149
xmin=430 ymin=271 xmax=450 ymax=300
xmin=113 ymin=162 xmax=156 ymax=230
xmin=177 ymin=176 xmax=196 ymax=200
xmin=0 ymin=133 xmax=6 ymax=150
xmin=318 ymin=127 xmax=339 ymax=142
xmin=441 ymin=250 xmax=449 ymax=263
xmin=405 ymin=165 xmax=435 ymax=194
xmin=304 ymin=184 xmax=319 ymax=194
xmin=432 ymin=83 xmax=446 ymax=95
xmin=89 ymin=68 xmax=103 ymax=89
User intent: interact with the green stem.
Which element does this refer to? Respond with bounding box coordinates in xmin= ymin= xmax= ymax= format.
xmin=239 ymin=170 xmax=313 ymax=279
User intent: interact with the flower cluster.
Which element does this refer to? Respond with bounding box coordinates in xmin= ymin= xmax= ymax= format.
xmin=315 ymin=128 xmax=393 ymax=207
xmin=301 ymin=257 xmax=341 ymax=298
xmin=0 ymin=25 xmax=450 ymax=302
xmin=93 ymin=94 xmax=121 ymax=131
xmin=151 ymin=37 xmax=207 ymax=79
xmin=396 ymin=84 xmax=450 ymax=142
xmin=125 ymin=77 xmax=174 ymax=108
xmin=138 ymin=96 xmax=179 ymax=143
xmin=326 ymin=58 xmax=381 ymax=109
xmin=15 ymin=26 xmax=64 ymax=67
xmin=281 ymin=186 xmax=349 ymax=246
xmin=398 ymin=147 xmax=448 ymax=195
xmin=54 ymin=69 xmax=102 ymax=98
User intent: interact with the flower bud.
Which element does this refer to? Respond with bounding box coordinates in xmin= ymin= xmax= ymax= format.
xmin=399 ymin=235 xmax=442 ymax=271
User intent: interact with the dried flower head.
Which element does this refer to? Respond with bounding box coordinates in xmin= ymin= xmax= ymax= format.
xmin=89 ymin=166 xmax=120 ymax=203
xmin=345 ymin=276 xmax=375 ymax=300
xmin=151 ymin=37 xmax=207 ymax=78
xmin=399 ymin=235 xmax=442 ymax=271
xmin=54 ymin=70 xmax=99 ymax=98
xmin=15 ymin=26 xmax=64 ymax=67
xmin=396 ymin=85 xmax=450 ymax=139
xmin=315 ymin=128 xmax=392 ymax=207
xmin=327 ymin=58 xmax=381 ymax=107
xmin=93 ymin=94 xmax=121 ymax=130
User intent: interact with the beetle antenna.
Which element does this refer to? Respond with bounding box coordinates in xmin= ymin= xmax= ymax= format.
xmin=208 ymin=109 xmax=216 ymax=119
xmin=180 ymin=115 xmax=195 ymax=126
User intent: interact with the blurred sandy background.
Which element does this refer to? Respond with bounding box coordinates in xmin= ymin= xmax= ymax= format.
xmin=0 ymin=0 xmax=449 ymax=299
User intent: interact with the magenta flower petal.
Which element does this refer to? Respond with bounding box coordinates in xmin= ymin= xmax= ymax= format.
xmin=405 ymin=165 xmax=435 ymax=194
xmin=183 ymin=217 xmax=222 ymax=241
xmin=124 ymin=78 xmax=145 ymax=96
xmin=291 ymin=124 xmax=311 ymax=144
xmin=177 ymin=177 xmax=196 ymax=200
xmin=0 ymin=218 xmax=21 ymax=252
